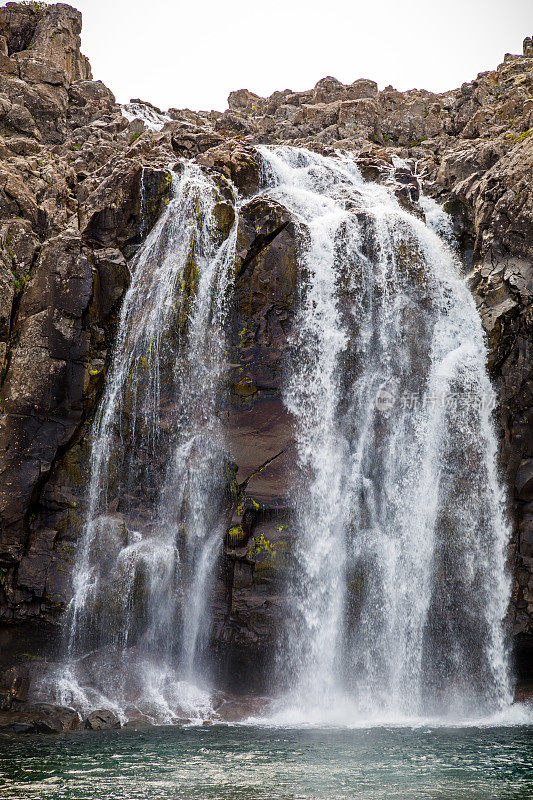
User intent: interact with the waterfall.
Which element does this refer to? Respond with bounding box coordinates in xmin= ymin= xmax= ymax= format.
xmin=53 ymin=163 xmax=238 ymax=722
xmin=257 ymin=146 xmax=512 ymax=723
xmin=47 ymin=144 xmax=513 ymax=726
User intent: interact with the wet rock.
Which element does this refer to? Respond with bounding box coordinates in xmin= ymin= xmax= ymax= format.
xmin=121 ymin=718 xmax=158 ymax=730
xmin=82 ymin=164 xmax=172 ymax=253
xmin=234 ymin=196 xmax=292 ymax=275
xmin=0 ymin=664 xmax=29 ymax=710
xmin=0 ymin=232 xmax=93 ymax=562
xmin=92 ymin=247 xmax=129 ymax=320
xmin=516 ymin=460 xmax=533 ymax=502
xmin=84 ymin=709 xmax=121 ymax=730
xmin=227 ymin=194 xmax=298 ymax=506
xmin=195 ymin=141 xmax=261 ymax=196
xmin=390 ymin=166 xmax=424 ymax=218
xmin=519 ymin=503 xmax=533 ymax=558
xmin=0 ymin=702 xmax=79 ymax=733
xmin=17 ymin=528 xmax=57 ymax=596
xmin=214 ymin=692 xmax=268 ymax=722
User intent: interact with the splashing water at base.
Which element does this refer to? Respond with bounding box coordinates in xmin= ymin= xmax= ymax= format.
xmin=257 ymin=146 xmax=513 ymax=725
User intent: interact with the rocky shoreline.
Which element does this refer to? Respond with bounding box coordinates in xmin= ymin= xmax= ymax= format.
xmin=0 ymin=653 xmax=271 ymax=732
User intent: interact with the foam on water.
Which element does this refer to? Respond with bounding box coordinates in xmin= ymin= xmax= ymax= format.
xmin=245 ymin=692 xmax=533 ymax=730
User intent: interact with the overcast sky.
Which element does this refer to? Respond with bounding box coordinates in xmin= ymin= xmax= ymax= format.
xmin=69 ymin=0 xmax=532 ymax=111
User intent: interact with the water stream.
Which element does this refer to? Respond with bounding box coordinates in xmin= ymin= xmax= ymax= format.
xmin=46 ymin=146 xmax=518 ymax=728
xmin=257 ymin=147 xmax=512 ymax=724
xmin=52 ymin=163 xmax=238 ymax=722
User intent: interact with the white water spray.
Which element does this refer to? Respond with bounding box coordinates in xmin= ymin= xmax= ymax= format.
xmin=54 ymin=163 xmax=238 ymax=722
xmin=257 ymin=146 xmax=512 ymax=724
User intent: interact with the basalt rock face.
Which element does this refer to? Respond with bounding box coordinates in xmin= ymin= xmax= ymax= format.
xmin=0 ymin=3 xmax=178 ymax=652
xmin=0 ymin=1 xmax=531 ymax=690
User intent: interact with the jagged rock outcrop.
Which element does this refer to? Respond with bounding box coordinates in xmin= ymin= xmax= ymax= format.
xmin=0 ymin=1 xmax=531 ymax=697
xmin=0 ymin=1 xmax=90 ymax=80
xmin=0 ymin=701 xmax=79 ymax=733
xmin=0 ymin=4 xmax=176 ymax=637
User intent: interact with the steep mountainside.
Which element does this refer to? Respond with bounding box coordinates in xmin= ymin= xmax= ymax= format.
xmin=0 ymin=1 xmax=531 ymax=718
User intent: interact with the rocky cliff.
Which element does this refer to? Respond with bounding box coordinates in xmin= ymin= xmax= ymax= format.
xmin=0 ymin=1 xmax=531 ymax=706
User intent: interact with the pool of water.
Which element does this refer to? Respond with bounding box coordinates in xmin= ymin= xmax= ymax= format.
xmin=1 ymin=724 xmax=533 ymax=799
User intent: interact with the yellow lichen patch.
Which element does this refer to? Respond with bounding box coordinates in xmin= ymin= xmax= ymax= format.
xmin=237 ymin=325 xmax=254 ymax=347
xmin=226 ymin=525 xmax=247 ymax=547
xmin=505 ymin=127 xmax=532 ymax=143
xmin=226 ymin=462 xmax=242 ymax=502
xmin=250 ymin=532 xmax=276 ymax=561
xmin=233 ymin=376 xmax=257 ymax=397
xmin=235 ymin=493 xmax=263 ymax=516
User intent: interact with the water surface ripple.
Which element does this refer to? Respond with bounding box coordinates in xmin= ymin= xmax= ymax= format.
xmin=1 ymin=725 xmax=532 ymax=800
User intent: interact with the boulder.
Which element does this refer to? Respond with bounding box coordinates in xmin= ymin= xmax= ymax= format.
xmin=0 ymin=702 xmax=79 ymax=733
xmin=227 ymin=88 xmax=262 ymax=112
xmin=195 ymin=141 xmax=261 ymax=196
xmin=84 ymin=709 xmax=121 ymax=730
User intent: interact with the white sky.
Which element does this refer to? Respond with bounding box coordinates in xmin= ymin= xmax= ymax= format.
xmin=68 ymin=0 xmax=532 ymax=111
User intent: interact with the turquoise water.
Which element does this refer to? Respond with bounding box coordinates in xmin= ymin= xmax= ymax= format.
xmin=1 ymin=725 xmax=532 ymax=799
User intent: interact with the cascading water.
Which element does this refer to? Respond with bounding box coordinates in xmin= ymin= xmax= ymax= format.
xmin=46 ymin=143 xmax=515 ymax=727
xmin=122 ymin=101 xmax=172 ymax=131
xmin=257 ymin=146 xmax=512 ymax=724
xmin=52 ymin=163 xmax=239 ymax=722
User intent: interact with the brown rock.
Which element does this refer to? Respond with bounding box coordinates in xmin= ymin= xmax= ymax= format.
xmin=0 ymin=702 xmax=79 ymax=733
xmin=196 ymin=141 xmax=261 ymax=196
xmin=227 ymin=88 xmax=262 ymax=112
xmin=84 ymin=708 xmax=121 ymax=730
xmin=0 ymin=2 xmax=91 ymax=82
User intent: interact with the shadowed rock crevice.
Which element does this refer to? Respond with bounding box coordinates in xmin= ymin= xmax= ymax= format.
xmin=236 ymin=221 xmax=290 ymax=279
